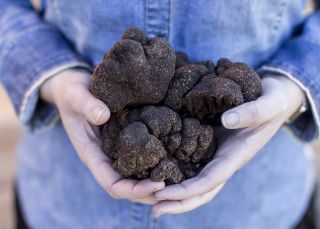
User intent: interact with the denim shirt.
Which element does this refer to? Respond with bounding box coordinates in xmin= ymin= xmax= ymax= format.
xmin=0 ymin=0 xmax=320 ymax=141
xmin=0 ymin=1 xmax=319 ymax=228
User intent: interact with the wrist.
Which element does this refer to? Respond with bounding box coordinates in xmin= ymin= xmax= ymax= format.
xmin=262 ymin=74 xmax=306 ymax=120
xmin=40 ymin=68 xmax=91 ymax=105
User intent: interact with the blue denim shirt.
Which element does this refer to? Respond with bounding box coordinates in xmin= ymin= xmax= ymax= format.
xmin=0 ymin=1 xmax=319 ymax=228
xmin=1 ymin=0 xmax=320 ymax=141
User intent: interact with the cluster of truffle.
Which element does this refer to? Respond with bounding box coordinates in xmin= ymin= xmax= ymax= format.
xmin=91 ymin=28 xmax=262 ymax=185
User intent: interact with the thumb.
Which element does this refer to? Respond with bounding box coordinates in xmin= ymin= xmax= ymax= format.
xmin=71 ymin=87 xmax=111 ymax=125
xmin=221 ymin=77 xmax=286 ymax=129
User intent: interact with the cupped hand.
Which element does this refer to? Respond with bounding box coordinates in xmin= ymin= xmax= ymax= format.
xmin=152 ymin=75 xmax=305 ymax=216
xmin=40 ymin=69 xmax=164 ymax=204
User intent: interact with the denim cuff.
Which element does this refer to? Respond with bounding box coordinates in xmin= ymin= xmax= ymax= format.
xmin=22 ymin=63 xmax=92 ymax=132
xmin=0 ymin=20 xmax=92 ymax=130
xmin=259 ymin=66 xmax=320 ymax=142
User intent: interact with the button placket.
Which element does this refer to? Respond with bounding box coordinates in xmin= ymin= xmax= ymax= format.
xmin=145 ymin=0 xmax=171 ymax=39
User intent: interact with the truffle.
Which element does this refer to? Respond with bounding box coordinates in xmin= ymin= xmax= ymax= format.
xmin=113 ymin=121 xmax=167 ymax=177
xmin=186 ymin=75 xmax=244 ymax=119
xmin=102 ymin=106 xmax=215 ymax=184
xmin=91 ymin=28 xmax=176 ymax=112
xmin=216 ymin=58 xmax=233 ymax=75
xmin=175 ymin=51 xmax=191 ymax=69
xmin=219 ymin=62 xmax=262 ymax=102
xmin=151 ymin=157 xmax=184 ymax=184
xmin=93 ymin=28 xmax=262 ymax=185
xmin=163 ymin=64 xmax=209 ymax=111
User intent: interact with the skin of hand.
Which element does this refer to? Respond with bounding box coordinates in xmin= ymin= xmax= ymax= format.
xmin=152 ymin=74 xmax=306 ymax=216
xmin=40 ymin=69 xmax=165 ymax=205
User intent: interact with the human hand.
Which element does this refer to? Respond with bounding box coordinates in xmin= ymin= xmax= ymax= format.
xmin=40 ymin=69 xmax=165 ymax=204
xmin=152 ymin=75 xmax=305 ymax=216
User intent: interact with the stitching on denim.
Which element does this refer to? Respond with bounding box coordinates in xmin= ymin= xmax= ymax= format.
xmin=130 ymin=203 xmax=144 ymax=228
xmin=260 ymin=65 xmax=320 ymax=139
xmin=271 ymin=0 xmax=289 ymax=42
xmin=164 ymin=0 xmax=170 ymax=40
xmin=146 ymin=0 xmax=150 ymax=36
xmin=150 ymin=216 xmax=157 ymax=229
xmin=144 ymin=0 xmax=147 ymax=32
xmin=0 ymin=25 xmax=51 ymax=79
xmin=168 ymin=0 xmax=172 ymax=42
xmin=144 ymin=0 xmax=170 ymax=38
xmin=51 ymin=0 xmax=60 ymax=18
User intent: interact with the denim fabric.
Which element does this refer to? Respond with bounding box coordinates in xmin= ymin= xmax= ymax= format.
xmin=17 ymin=124 xmax=315 ymax=228
xmin=0 ymin=0 xmax=319 ymax=228
xmin=0 ymin=1 xmax=91 ymax=130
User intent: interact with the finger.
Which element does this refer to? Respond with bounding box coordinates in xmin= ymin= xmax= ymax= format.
xmin=63 ymin=115 xmax=165 ymax=200
xmin=222 ymin=77 xmax=287 ymax=129
xmin=77 ymin=136 xmax=165 ymax=199
xmin=152 ymin=183 xmax=225 ymax=216
xmin=131 ymin=196 xmax=159 ymax=205
xmin=109 ymin=178 xmax=165 ymax=199
xmin=79 ymin=140 xmax=165 ymax=199
xmin=68 ymin=85 xmax=110 ymax=125
xmin=155 ymin=121 xmax=281 ymax=201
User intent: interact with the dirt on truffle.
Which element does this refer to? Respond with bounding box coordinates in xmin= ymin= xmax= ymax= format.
xmin=92 ymin=28 xmax=262 ymax=185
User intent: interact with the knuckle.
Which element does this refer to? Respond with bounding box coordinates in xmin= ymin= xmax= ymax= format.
xmin=63 ymin=86 xmax=76 ymax=104
xmin=79 ymin=153 xmax=89 ymax=166
xmin=131 ymin=184 xmax=141 ymax=196
xmin=199 ymin=172 xmax=215 ymax=190
xmin=78 ymin=94 xmax=90 ymax=112
xmin=248 ymin=102 xmax=261 ymax=125
xmin=108 ymin=186 xmax=121 ymax=199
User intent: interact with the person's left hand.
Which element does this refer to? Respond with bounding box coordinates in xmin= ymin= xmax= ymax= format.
xmin=151 ymin=74 xmax=305 ymax=216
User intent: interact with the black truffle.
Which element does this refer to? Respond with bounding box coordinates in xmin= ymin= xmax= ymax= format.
xmin=93 ymin=28 xmax=262 ymax=185
xmin=92 ymin=28 xmax=176 ymax=112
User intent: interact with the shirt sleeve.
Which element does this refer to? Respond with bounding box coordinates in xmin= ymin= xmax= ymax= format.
xmin=259 ymin=12 xmax=320 ymax=142
xmin=0 ymin=0 xmax=92 ymax=131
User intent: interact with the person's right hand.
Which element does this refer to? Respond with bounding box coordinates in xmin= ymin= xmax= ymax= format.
xmin=40 ymin=68 xmax=165 ymax=204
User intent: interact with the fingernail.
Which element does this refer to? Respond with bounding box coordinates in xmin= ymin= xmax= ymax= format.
xmin=94 ymin=106 xmax=109 ymax=123
xmin=223 ymin=112 xmax=240 ymax=127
